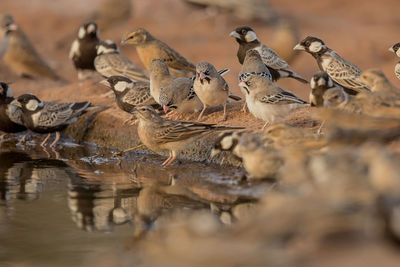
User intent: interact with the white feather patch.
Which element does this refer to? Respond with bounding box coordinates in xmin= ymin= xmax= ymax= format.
xmin=97 ymin=45 xmax=116 ymax=55
xmin=310 ymin=77 xmax=316 ymax=89
xmin=31 ymin=111 xmax=41 ymax=126
xmin=396 ymin=50 xmax=400 ymax=58
xmin=78 ymin=27 xmax=85 ymax=39
xmin=221 ymin=135 xmax=234 ymax=150
xmin=245 ymin=31 xmax=258 ymax=42
xmin=114 ymin=81 xmax=128 ymax=92
xmin=87 ymin=24 xmax=95 ymax=34
xmin=26 ymin=99 xmax=39 ymax=111
xmin=69 ymin=40 xmax=80 ymax=59
xmin=309 ymin=41 xmax=323 ymax=53
xmin=6 ymin=88 xmax=13 ymax=97
xmin=317 ymin=77 xmax=326 ymax=87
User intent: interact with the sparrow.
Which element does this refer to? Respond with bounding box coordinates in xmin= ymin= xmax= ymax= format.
xmin=230 ymin=26 xmax=307 ymax=83
xmin=94 ymin=39 xmax=149 ymax=82
xmin=69 ymin=21 xmax=100 ymax=80
xmin=193 ymin=62 xmax=241 ymax=121
xmin=99 ymin=75 xmax=157 ymax=113
xmin=389 ymin=43 xmax=400 ymax=80
xmin=121 ymin=28 xmax=196 ymax=77
xmin=149 ymin=58 xmax=175 ymax=105
xmin=131 ymin=105 xmax=243 ymax=166
xmin=158 ymin=76 xmax=203 ymax=116
xmin=360 ymin=69 xmax=400 ymax=97
xmin=294 ymin=36 xmax=370 ymax=95
xmin=10 ymin=94 xmax=94 ymax=147
xmin=323 ymin=88 xmax=400 ymax=119
xmin=0 ymin=82 xmax=26 ymax=134
xmin=239 ymin=75 xmax=307 ymax=128
xmin=0 ymin=14 xmax=61 ymax=80
xmin=310 ymin=71 xmax=343 ymax=107
xmin=211 ymin=131 xmax=281 ymax=179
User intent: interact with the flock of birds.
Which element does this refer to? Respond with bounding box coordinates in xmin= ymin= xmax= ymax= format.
xmin=1 ymin=13 xmax=400 ymax=177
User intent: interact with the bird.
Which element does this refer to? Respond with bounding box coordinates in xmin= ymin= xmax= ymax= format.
xmin=360 ymin=69 xmax=400 ymax=97
xmin=99 ymin=75 xmax=157 ymax=113
xmin=294 ymin=36 xmax=370 ymax=95
xmin=239 ymin=74 xmax=307 ymax=128
xmin=0 ymin=14 xmax=13 ymax=58
xmin=323 ymin=87 xmax=400 ymax=119
xmin=131 ymin=105 xmax=243 ymax=167
xmin=149 ymin=58 xmax=175 ymax=105
xmin=230 ymin=26 xmax=307 ymax=83
xmin=310 ymin=71 xmax=343 ymax=107
xmin=0 ymin=82 xmax=26 ymax=135
xmin=121 ymin=28 xmax=196 ymax=77
xmin=94 ymin=39 xmax=149 ymax=82
xmin=0 ymin=14 xmax=61 ymax=80
xmin=211 ymin=131 xmax=281 ymax=179
xmin=193 ymin=62 xmax=241 ymax=121
xmin=389 ymin=43 xmax=400 ymax=81
xmin=158 ymin=75 xmax=203 ymax=116
xmin=69 ymin=21 xmax=100 ymax=80
xmin=10 ymin=94 xmax=95 ymax=147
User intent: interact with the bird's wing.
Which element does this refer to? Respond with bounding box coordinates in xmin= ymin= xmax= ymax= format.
xmin=257 ymin=90 xmax=307 ymax=105
xmin=154 ymin=120 xmax=214 ymax=143
xmin=38 ymin=102 xmax=89 ymax=127
xmin=122 ymin=83 xmax=155 ymax=105
xmin=155 ymin=41 xmax=196 ymax=72
xmin=255 ymin=45 xmax=290 ymax=70
xmin=325 ymin=51 xmax=368 ymax=90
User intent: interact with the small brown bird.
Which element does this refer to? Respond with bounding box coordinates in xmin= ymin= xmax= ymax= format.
xmin=310 ymin=71 xmax=342 ymax=107
xmin=121 ymin=28 xmax=196 ymax=77
xmin=94 ymin=39 xmax=149 ymax=82
xmin=149 ymin=58 xmax=175 ymax=105
xmin=194 ymin=62 xmax=241 ymax=121
xmin=132 ymin=105 xmax=243 ymax=166
xmin=0 ymin=14 xmax=61 ymax=80
xmin=360 ymin=69 xmax=400 ymax=97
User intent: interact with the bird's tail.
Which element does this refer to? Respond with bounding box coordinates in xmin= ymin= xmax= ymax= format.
xmin=228 ymin=94 xmax=242 ymax=101
xmin=290 ymin=72 xmax=308 ymax=84
xmin=218 ymin=68 xmax=230 ymax=76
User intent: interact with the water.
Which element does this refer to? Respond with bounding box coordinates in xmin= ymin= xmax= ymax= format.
xmin=0 ymin=142 xmax=266 ymax=266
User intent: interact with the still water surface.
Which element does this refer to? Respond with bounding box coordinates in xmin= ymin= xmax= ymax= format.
xmin=0 ymin=143 xmax=260 ymax=266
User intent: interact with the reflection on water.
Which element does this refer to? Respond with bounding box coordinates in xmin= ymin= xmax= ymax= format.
xmin=0 ymin=147 xmax=256 ymax=266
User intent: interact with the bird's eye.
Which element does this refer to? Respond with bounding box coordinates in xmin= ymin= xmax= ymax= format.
xmin=241 ymin=29 xmax=247 ymax=35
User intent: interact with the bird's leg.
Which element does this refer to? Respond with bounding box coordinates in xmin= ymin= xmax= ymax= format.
xmin=162 ymin=152 xmax=177 ymax=167
xmin=164 ymin=110 xmax=177 ymax=119
xmin=19 ymin=132 xmax=29 ymax=144
xmin=262 ymin=122 xmax=270 ymax=130
xmin=197 ymin=104 xmax=207 ymax=121
xmin=40 ymin=133 xmax=52 ymax=148
xmin=241 ymin=102 xmax=248 ymax=113
xmin=114 ymin=144 xmax=145 ymax=156
xmin=317 ymin=121 xmax=325 ymax=135
xmin=219 ymin=102 xmax=227 ymax=122
xmin=50 ymin=131 xmax=60 ymax=148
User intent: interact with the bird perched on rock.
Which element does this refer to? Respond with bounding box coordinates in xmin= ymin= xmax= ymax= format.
xmin=10 ymin=94 xmax=95 ymax=147
xmin=389 ymin=43 xmax=400 ymax=80
xmin=69 ymin=22 xmax=100 ymax=80
xmin=294 ymin=36 xmax=370 ymax=95
xmin=94 ymin=39 xmax=149 ymax=82
xmin=0 ymin=82 xmax=26 ymax=135
xmin=0 ymin=14 xmax=61 ymax=80
xmin=121 ymin=28 xmax=196 ymax=77
xmin=239 ymin=75 xmax=307 ymax=128
xmin=230 ymin=26 xmax=307 ymax=83
xmin=132 ymin=105 xmax=243 ymax=166
xmin=310 ymin=71 xmax=343 ymax=107
xmin=194 ymin=62 xmax=241 ymax=121
xmin=99 ymin=75 xmax=157 ymax=113
xmin=360 ymin=69 xmax=400 ymax=97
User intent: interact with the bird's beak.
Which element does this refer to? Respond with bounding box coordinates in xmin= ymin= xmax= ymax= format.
xmin=389 ymin=47 xmax=395 ymax=53
xmin=238 ymin=81 xmax=247 ymax=88
xmin=293 ymin=43 xmax=305 ymax=51
xmin=229 ymin=31 xmax=241 ymax=39
xmin=10 ymin=99 xmax=21 ymax=107
xmin=163 ymin=105 xmax=168 ymax=113
xmin=210 ymin=148 xmax=221 ymax=159
xmin=98 ymin=79 xmax=109 ymax=87
xmin=199 ymin=72 xmax=206 ymax=80
xmin=8 ymin=23 xmax=18 ymax=31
